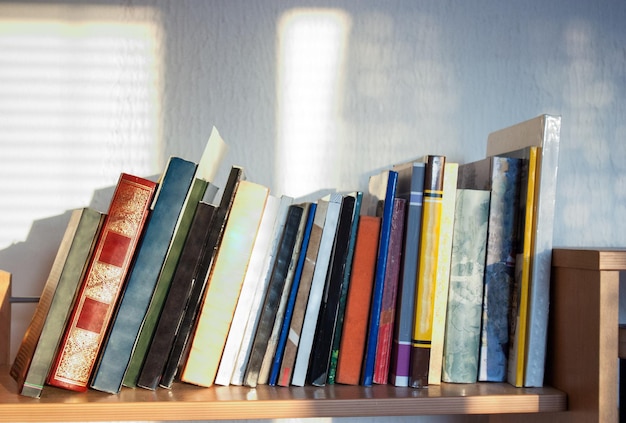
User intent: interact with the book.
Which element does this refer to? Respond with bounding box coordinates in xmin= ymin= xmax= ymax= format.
xmin=257 ymin=203 xmax=312 ymax=385
xmin=122 ymin=129 xmax=226 ymax=388
xmin=214 ymin=194 xmax=281 ymax=387
xmin=268 ymin=202 xmax=317 ymax=386
xmin=159 ymin=166 xmax=245 ymax=389
xmin=362 ymin=169 xmax=398 ymax=386
xmin=136 ymin=201 xmax=217 ymax=390
xmin=11 ymin=208 xmax=104 ymax=398
xmin=276 ymin=200 xmax=328 ymax=387
xmin=230 ymin=195 xmax=294 ymax=386
xmin=308 ymin=194 xmax=356 ymax=386
xmin=91 ymin=157 xmax=197 ymax=394
xmin=506 ymin=146 xmax=539 ymax=387
xmin=409 ymin=155 xmax=446 ymax=388
xmin=334 ymin=215 xmax=381 ymax=385
xmin=243 ymin=204 xmax=305 ymax=388
xmin=428 ymin=162 xmax=458 ymax=385
xmin=487 ymin=114 xmax=561 ymax=387
xmin=46 ymin=173 xmax=158 ymax=392
xmin=291 ymin=194 xmax=342 ymax=387
xmin=372 ymin=197 xmax=405 ymax=384
xmin=441 ymin=189 xmax=490 ymax=384
xmin=389 ymin=161 xmax=426 ymax=387
xmin=327 ymin=192 xmax=362 ymax=385
xmin=457 ymin=156 xmax=522 ymax=382
xmin=180 ymin=180 xmax=269 ymax=387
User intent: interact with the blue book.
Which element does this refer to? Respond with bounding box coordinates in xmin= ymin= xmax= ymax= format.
xmin=90 ymin=157 xmax=197 ymax=394
xmin=389 ymin=161 xmax=426 ymax=387
xmin=362 ymin=169 xmax=398 ymax=386
xmin=268 ymin=203 xmax=317 ymax=386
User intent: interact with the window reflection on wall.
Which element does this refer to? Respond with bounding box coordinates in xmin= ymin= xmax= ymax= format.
xmin=0 ymin=3 xmax=162 ymax=249
xmin=276 ymin=8 xmax=351 ymax=198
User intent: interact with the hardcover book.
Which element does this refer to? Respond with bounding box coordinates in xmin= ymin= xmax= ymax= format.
xmin=159 ymin=166 xmax=245 ymax=389
xmin=214 ymin=194 xmax=281 ymax=386
xmin=257 ymin=203 xmax=312 ymax=385
xmin=136 ymin=202 xmax=218 ymax=390
xmin=487 ymin=114 xmax=561 ymax=387
xmin=12 ymin=208 xmax=104 ymax=398
xmin=230 ymin=195 xmax=294 ymax=386
xmin=409 ymin=155 xmax=446 ymax=388
xmin=46 ymin=173 xmax=157 ymax=392
xmin=389 ymin=161 xmax=426 ymax=387
xmin=441 ymin=189 xmax=490 ymax=384
xmin=269 ymin=202 xmax=317 ymax=386
xmin=308 ymin=194 xmax=356 ymax=386
xmin=180 ymin=180 xmax=269 ymax=387
xmin=243 ymin=204 xmax=304 ymax=388
xmin=276 ymin=200 xmax=328 ymax=387
xmin=335 ymin=215 xmax=381 ymax=385
xmin=428 ymin=162 xmax=458 ymax=385
xmin=91 ymin=157 xmax=197 ymax=394
xmin=457 ymin=156 xmax=522 ymax=382
xmin=372 ymin=197 xmax=405 ymax=385
xmin=291 ymin=194 xmax=342 ymax=387
xmin=362 ymin=169 xmax=398 ymax=386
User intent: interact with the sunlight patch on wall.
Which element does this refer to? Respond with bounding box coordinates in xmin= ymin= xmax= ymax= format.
xmin=0 ymin=3 xmax=162 ymax=249
xmin=275 ymin=8 xmax=351 ymax=198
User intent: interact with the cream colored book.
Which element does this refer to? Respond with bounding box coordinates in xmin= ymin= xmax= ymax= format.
xmin=180 ymin=180 xmax=269 ymax=387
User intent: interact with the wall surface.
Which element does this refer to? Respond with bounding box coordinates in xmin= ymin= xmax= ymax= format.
xmin=1 ymin=1 xmax=625 ymax=422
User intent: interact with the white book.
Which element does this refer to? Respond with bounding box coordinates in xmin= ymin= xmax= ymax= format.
xmin=291 ymin=193 xmax=342 ymax=387
xmin=230 ymin=195 xmax=294 ymax=385
xmin=214 ymin=194 xmax=280 ymax=386
xmin=486 ymin=114 xmax=561 ymax=387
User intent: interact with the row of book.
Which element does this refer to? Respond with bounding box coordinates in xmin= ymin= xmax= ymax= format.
xmin=10 ymin=115 xmax=560 ymax=397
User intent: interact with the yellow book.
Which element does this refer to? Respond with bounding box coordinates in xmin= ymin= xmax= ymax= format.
xmin=180 ymin=180 xmax=269 ymax=387
xmin=507 ymin=146 xmax=539 ymax=387
xmin=409 ymin=155 xmax=446 ymax=388
xmin=428 ymin=162 xmax=458 ymax=385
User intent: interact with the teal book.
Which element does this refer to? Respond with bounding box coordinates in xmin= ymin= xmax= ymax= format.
xmin=458 ymin=156 xmax=522 ymax=382
xmin=441 ymin=189 xmax=490 ymax=384
xmin=90 ymin=157 xmax=197 ymax=394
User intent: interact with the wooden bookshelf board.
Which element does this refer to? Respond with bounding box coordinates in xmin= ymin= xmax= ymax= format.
xmin=0 ymin=366 xmax=565 ymax=422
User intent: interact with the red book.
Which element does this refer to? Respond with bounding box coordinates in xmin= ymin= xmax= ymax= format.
xmin=373 ymin=198 xmax=405 ymax=384
xmin=335 ymin=215 xmax=381 ymax=385
xmin=46 ymin=173 xmax=157 ymax=392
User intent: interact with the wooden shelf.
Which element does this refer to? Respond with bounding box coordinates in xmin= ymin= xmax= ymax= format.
xmin=0 ymin=365 xmax=565 ymax=422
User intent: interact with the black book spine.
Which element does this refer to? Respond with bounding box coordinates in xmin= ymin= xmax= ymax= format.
xmin=308 ymin=195 xmax=355 ymax=386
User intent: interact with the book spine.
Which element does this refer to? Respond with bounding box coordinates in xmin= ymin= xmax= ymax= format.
xmin=372 ymin=197 xmax=405 ymax=384
xmin=19 ymin=209 xmax=105 ymax=398
xmin=214 ymin=195 xmax=281 ymax=386
xmin=243 ymin=205 xmax=304 ymax=388
xmin=276 ymin=200 xmax=328 ymax=387
xmin=428 ymin=162 xmax=458 ymax=385
xmin=335 ymin=216 xmax=381 ymax=385
xmin=268 ymin=203 xmax=316 ymax=386
xmin=291 ymin=195 xmax=342 ymax=387
xmin=123 ymin=176 xmax=208 ymax=388
xmin=441 ymin=189 xmax=490 ymax=383
xmin=409 ymin=155 xmax=445 ymax=388
xmin=308 ymin=195 xmax=356 ymax=386
xmin=158 ymin=166 xmax=244 ymax=389
xmin=136 ymin=202 xmax=217 ymax=390
xmin=390 ymin=162 xmax=425 ymax=387
xmin=91 ymin=158 xmax=197 ymax=394
xmin=327 ymin=192 xmax=362 ymax=385
xmin=362 ymin=170 xmax=399 ymax=386
xmin=180 ymin=181 xmax=269 ymax=387
xmin=46 ymin=173 xmax=157 ymax=392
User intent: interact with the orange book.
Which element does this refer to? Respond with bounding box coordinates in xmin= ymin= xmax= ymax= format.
xmin=46 ymin=173 xmax=157 ymax=392
xmin=335 ymin=215 xmax=381 ymax=385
